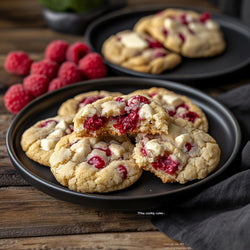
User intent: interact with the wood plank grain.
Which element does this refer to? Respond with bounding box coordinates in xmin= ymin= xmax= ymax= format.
xmin=0 ymin=186 xmax=156 ymax=238
xmin=0 ymin=232 xmax=191 ymax=250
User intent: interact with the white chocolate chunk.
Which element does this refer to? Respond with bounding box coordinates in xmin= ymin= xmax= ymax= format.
xmin=205 ymin=20 xmax=219 ymax=30
xmin=164 ymin=18 xmax=180 ymax=29
xmin=146 ymin=139 xmax=163 ymax=156
xmin=41 ymin=138 xmax=58 ymax=151
xmin=55 ymin=120 xmax=67 ymax=130
xmin=121 ymin=33 xmax=148 ymax=49
xmin=175 ymin=133 xmax=191 ymax=147
xmin=139 ymin=104 xmax=154 ymax=120
xmin=47 ymin=129 xmax=64 ymax=138
xmin=81 ymin=106 xmax=96 ymax=117
xmin=101 ymin=101 xmax=125 ymax=116
xmin=109 ymin=144 xmax=125 ymax=157
xmin=162 ymin=95 xmax=183 ymax=106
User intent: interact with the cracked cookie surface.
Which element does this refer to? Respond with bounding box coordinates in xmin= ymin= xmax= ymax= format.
xmin=58 ymin=90 xmax=122 ymax=116
xmin=50 ymin=133 xmax=142 ymax=193
xmin=133 ymin=121 xmax=220 ymax=184
xmin=73 ymin=94 xmax=170 ymax=137
xmin=102 ymin=30 xmax=181 ymax=74
xmin=131 ymin=87 xmax=208 ymax=132
xmin=21 ymin=115 xmax=74 ymax=167
xmin=134 ymin=8 xmax=226 ymax=58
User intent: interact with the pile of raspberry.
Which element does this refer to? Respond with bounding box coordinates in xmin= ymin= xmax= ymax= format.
xmin=4 ymin=40 xmax=107 ymax=114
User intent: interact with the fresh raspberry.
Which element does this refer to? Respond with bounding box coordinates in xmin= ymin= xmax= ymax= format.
xmin=4 ymin=51 xmax=33 ymax=76
xmin=66 ymin=42 xmax=91 ymax=63
xmin=48 ymin=78 xmax=68 ymax=92
xmin=58 ymin=61 xmax=83 ymax=84
xmin=24 ymin=74 xmax=50 ymax=97
xmin=45 ymin=40 xmax=69 ymax=64
xmin=4 ymin=84 xmax=33 ymax=114
xmin=78 ymin=53 xmax=107 ymax=79
xmin=31 ymin=59 xmax=59 ymax=79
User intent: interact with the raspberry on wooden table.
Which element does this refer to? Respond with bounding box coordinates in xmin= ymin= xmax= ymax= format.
xmin=45 ymin=40 xmax=69 ymax=64
xmin=31 ymin=59 xmax=59 ymax=79
xmin=23 ymin=74 xmax=50 ymax=97
xmin=66 ymin=42 xmax=91 ymax=63
xmin=58 ymin=61 xmax=83 ymax=84
xmin=4 ymin=84 xmax=34 ymax=114
xmin=4 ymin=51 xmax=33 ymax=76
xmin=78 ymin=53 xmax=107 ymax=79
xmin=48 ymin=78 xmax=68 ymax=92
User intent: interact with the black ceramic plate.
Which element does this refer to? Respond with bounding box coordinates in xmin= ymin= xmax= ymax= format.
xmin=6 ymin=77 xmax=241 ymax=210
xmin=85 ymin=6 xmax=250 ymax=83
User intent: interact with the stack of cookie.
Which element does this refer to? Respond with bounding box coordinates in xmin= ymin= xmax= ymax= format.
xmin=102 ymin=8 xmax=226 ymax=74
xmin=21 ymin=87 xmax=220 ymax=193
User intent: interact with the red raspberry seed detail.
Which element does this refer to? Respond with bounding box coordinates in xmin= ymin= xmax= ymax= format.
xmin=113 ymin=112 xmax=139 ymax=134
xmin=183 ymin=111 xmax=199 ymax=123
xmin=23 ymin=74 xmax=50 ymax=97
xmin=4 ymin=51 xmax=33 ymax=76
xmin=66 ymin=42 xmax=91 ymax=63
xmin=48 ymin=78 xmax=68 ymax=92
xmin=118 ymin=165 xmax=128 ymax=180
xmin=152 ymin=155 xmax=180 ymax=175
xmin=31 ymin=59 xmax=59 ymax=79
xmin=84 ymin=115 xmax=107 ymax=132
xmin=78 ymin=52 xmax=107 ymax=80
xmin=4 ymin=84 xmax=33 ymax=114
xmin=58 ymin=62 xmax=83 ymax=84
xmin=45 ymin=40 xmax=69 ymax=64
xmin=88 ymin=156 xmax=106 ymax=169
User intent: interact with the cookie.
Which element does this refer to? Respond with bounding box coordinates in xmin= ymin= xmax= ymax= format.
xmin=49 ymin=133 xmax=142 ymax=193
xmin=133 ymin=122 xmax=220 ymax=184
xmin=73 ymin=94 xmax=170 ymax=137
xmin=102 ymin=30 xmax=181 ymax=74
xmin=131 ymin=87 xmax=208 ymax=132
xmin=134 ymin=9 xmax=226 ymax=58
xmin=21 ymin=115 xmax=74 ymax=166
xmin=58 ymin=90 xmax=122 ymax=116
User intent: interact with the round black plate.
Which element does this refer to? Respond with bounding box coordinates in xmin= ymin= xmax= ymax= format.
xmin=6 ymin=77 xmax=241 ymax=210
xmin=85 ymin=6 xmax=250 ymax=83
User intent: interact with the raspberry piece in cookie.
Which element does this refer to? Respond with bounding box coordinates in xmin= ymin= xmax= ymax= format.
xmin=21 ymin=115 xmax=74 ymax=167
xmin=49 ymin=133 xmax=142 ymax=193
xmin=131 ymin=87 xmax=208 ymax=132
xmin=73 ymin=94 xmax=170 ymax=137
xmin=133 ymin=122 xmax=220 ymax=184
xmin=134 ymin=8 xmax=226 ymax=58
xmin=57 ymin=90 xmax=122 ymax=116
xmin=102 ymin=30 xmax=181 ymax=74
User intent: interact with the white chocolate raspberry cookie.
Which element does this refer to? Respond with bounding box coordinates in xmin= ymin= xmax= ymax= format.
xmin=58 ymin=90 xmax=122 ymax=116
xmin=131 ymin=87 xmax=208 ymax=132
xmin=73 ymin=94 xmax=170 ymax=137
xmin=133 ymin=122 xmax=220 ymax=184
xmin=134 ymin=9 xmax=226 ymax=58
xmin=21 ymin=116 xmax=74 ymax=167
xmin=49 ymin=133 xmax=142 ymax=193
xmin=102 ymin=30 xmax=181 ymax=74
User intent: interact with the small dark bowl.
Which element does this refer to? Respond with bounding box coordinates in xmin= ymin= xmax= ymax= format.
xmin=41 ymin=6 xmax=109 ymax=35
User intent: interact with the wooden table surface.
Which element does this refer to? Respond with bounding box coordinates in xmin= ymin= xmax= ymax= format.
xmin=0 ymin=1 xmax=249 ymax=249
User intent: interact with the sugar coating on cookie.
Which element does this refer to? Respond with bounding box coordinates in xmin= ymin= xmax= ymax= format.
xmin=131 ymin=87 xmax=208 ymax=132
xmin=21 ymin=115 xmax=74 ymax=167
xmin=134 ymin=8 xmax=226 ymax=58
xmin=133 ymin=122 xmax=220 ymax=184
xmin=50 ymin=133 xmax=142 ymax=193
xmin=102 ymin=30 xmax=181 ymax=74
xmin=58 ymin=90 xmax=122 ymax=116
xmin=73 ymin=94 xmax=170 ymax=137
